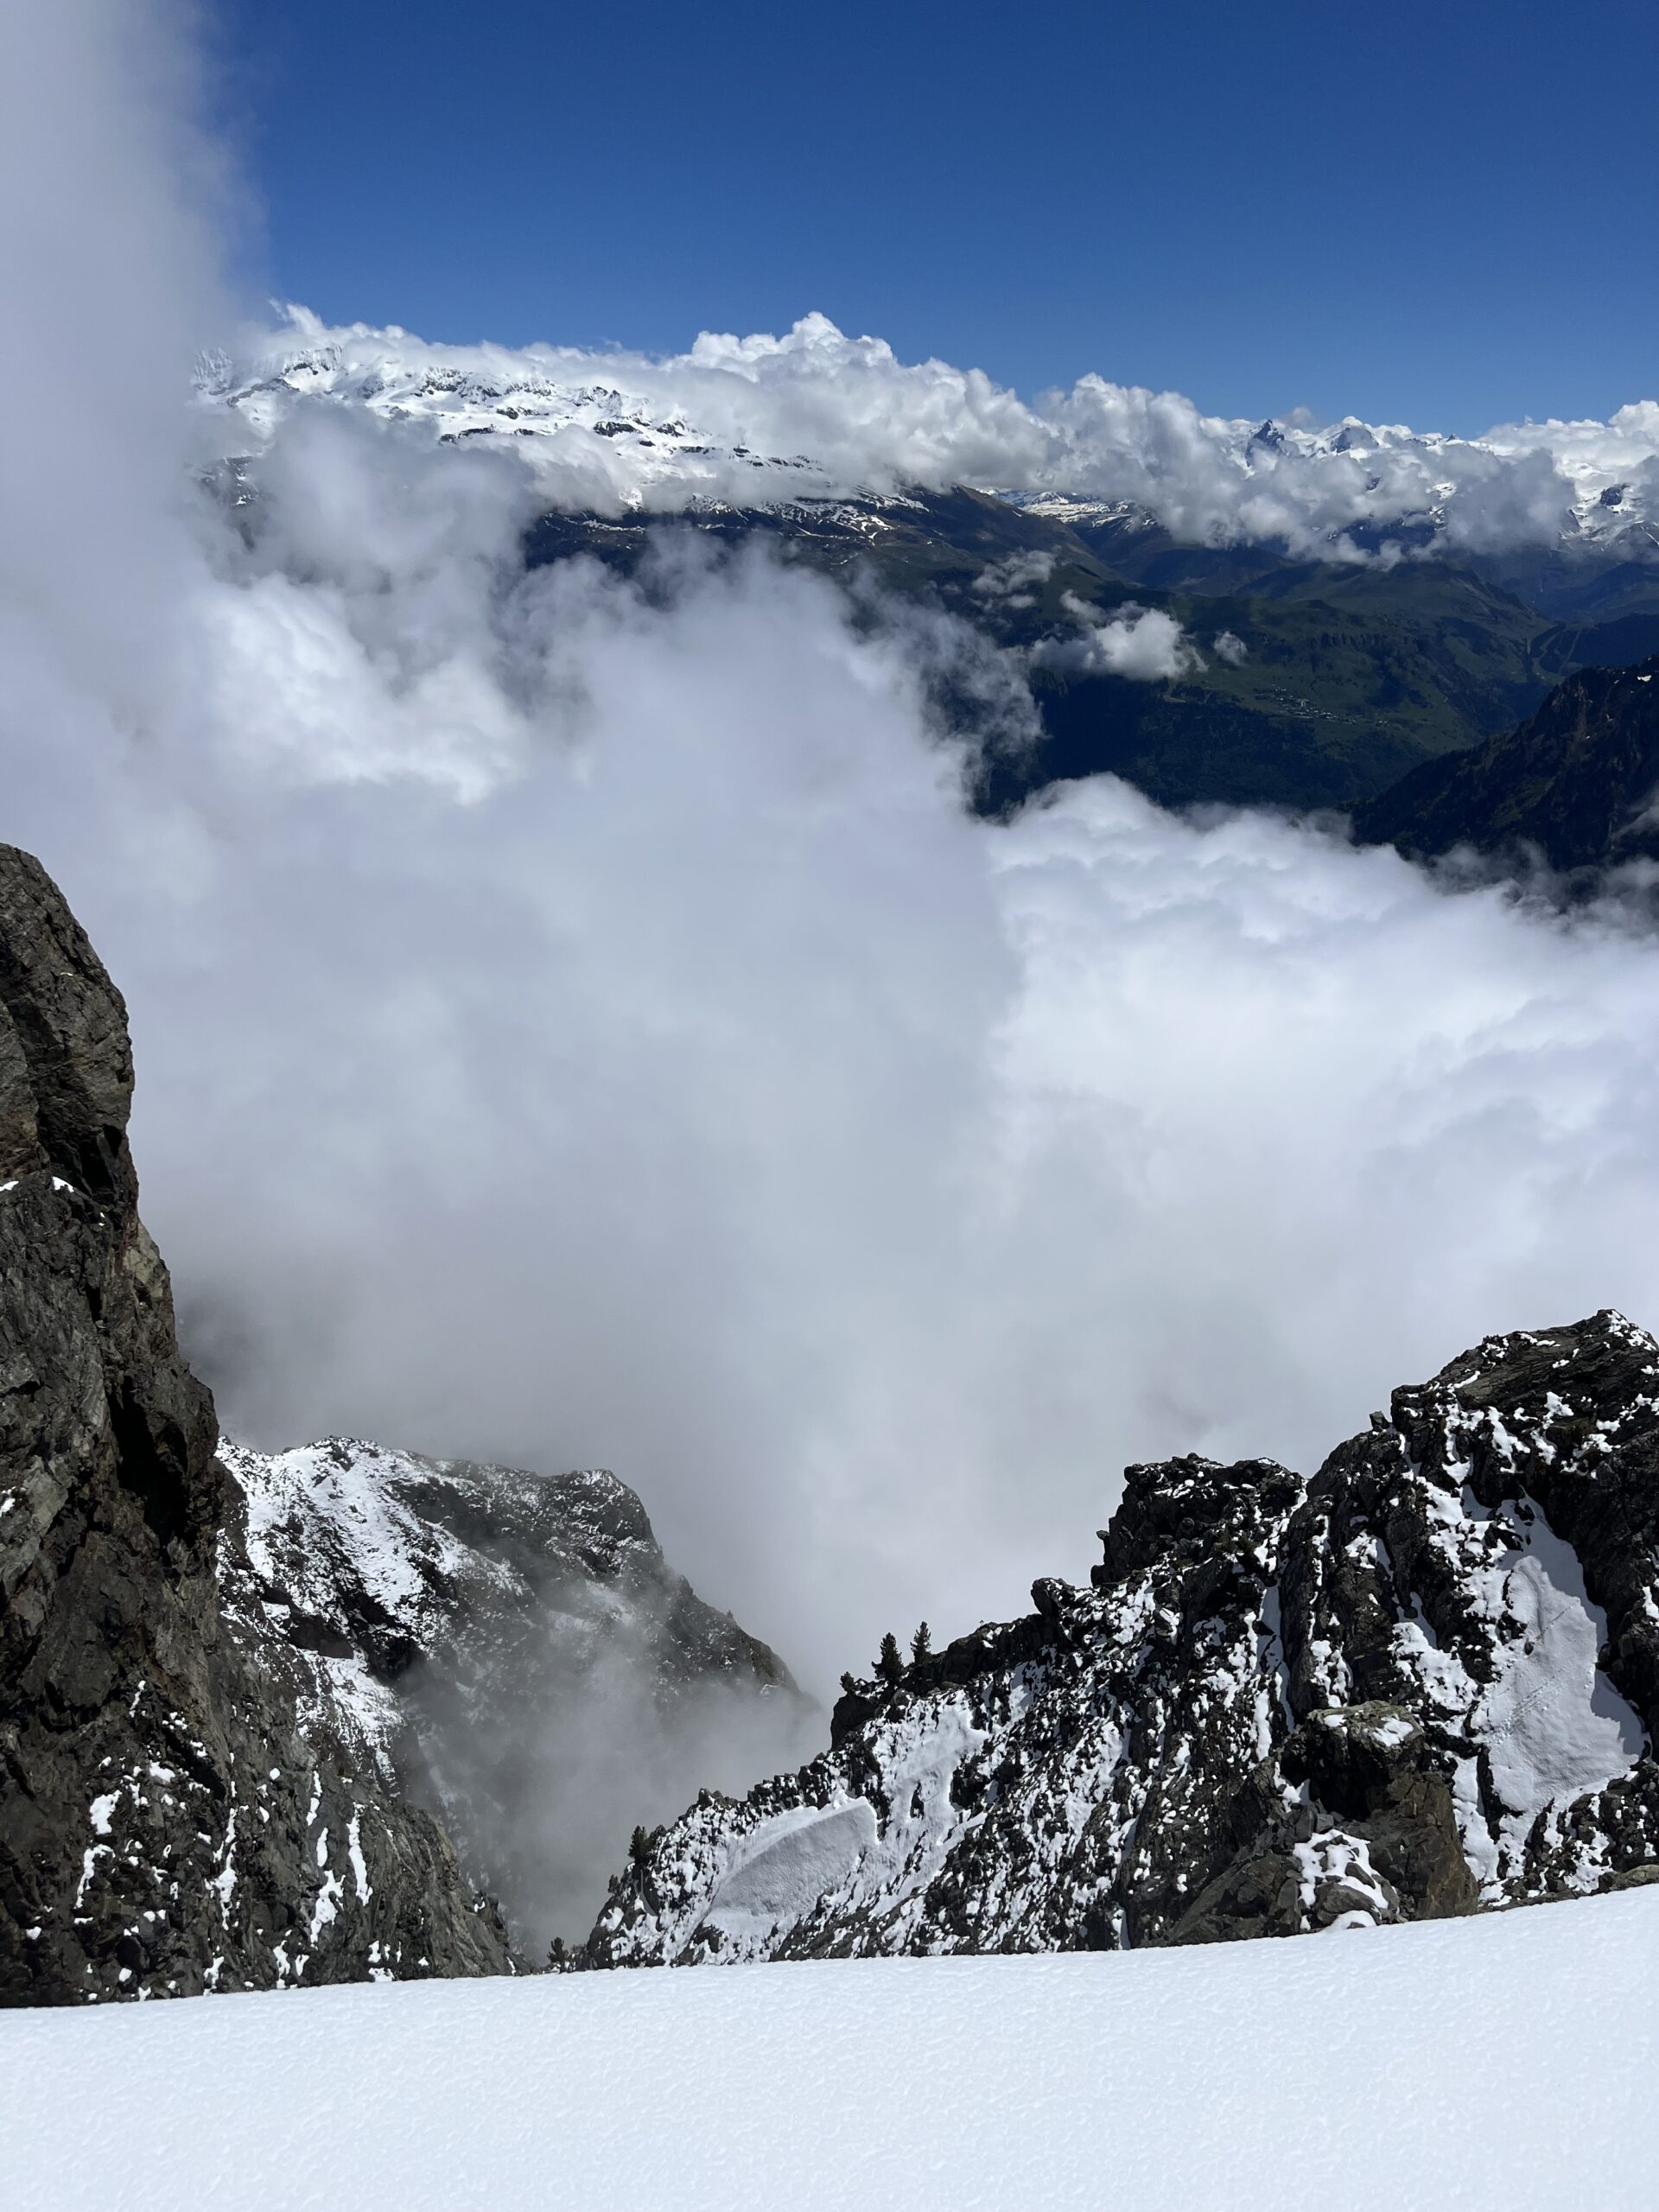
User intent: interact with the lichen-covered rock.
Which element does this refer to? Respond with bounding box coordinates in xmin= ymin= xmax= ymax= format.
xmin=582 ymin=1313 xmax=1659 ymax=1966
xmin=0 ymin=845 xmax=510 ymax=2004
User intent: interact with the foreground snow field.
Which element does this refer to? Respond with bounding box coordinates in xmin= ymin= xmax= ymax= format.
xmin=10 ymin=1889 xmax=1659 ymax=2212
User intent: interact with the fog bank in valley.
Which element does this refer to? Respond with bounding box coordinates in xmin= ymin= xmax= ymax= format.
xmin=10 ymin=5 xmax=1659 ymax=1737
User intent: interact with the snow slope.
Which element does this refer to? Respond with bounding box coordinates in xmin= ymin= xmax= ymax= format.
xmin=7 ymin=1887 xmax=1657 ymax=2211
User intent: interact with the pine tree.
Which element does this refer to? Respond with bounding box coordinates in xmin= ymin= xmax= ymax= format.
xmin=839 ymin=1671 xmax=859 ymax=1696
xmin=911 ymin=1620 xmax=932 ymax=1666
xmin=877 ymin=1631 xmax=904 ymax=1686
xmin=545 ymin=1936 xmax=569 ymax=1972
xmin=629 ymin=1823 xmax=652 ymax=1868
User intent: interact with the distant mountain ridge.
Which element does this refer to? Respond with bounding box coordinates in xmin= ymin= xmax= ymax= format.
xmin=582 ymin=1312 xmax=1659 ymax=1967
xmin=525 ymin=487 xmax=1659 ymax=814
xmin=1354 ymin=655 xmax=1659 ymax=878
xmin=200 ymin=311 xmax=1659 ymax=564
xmin=199 ymin=319 xmax=1659 ymax=820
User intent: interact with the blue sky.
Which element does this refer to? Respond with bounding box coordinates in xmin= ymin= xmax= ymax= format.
xmin=213 ymin=0 xmax=1657 ymax=435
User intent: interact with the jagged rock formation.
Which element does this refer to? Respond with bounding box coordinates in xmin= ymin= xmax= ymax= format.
xmin=0 ymin=845 xmax=512 ymax=2004
xmin=1354 ymin=655 xmax=1659 ymax=878
xmin=583 ymin=1312 xmax=1659 ymax=1965
xmin=217 ymin=1438 xmax=806 ymax=1950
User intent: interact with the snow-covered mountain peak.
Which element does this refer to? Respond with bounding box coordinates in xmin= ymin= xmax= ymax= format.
xmin=196 ymin=313 xmax=842 ymax=513
xmin=195 ymin=308 xmax=1659 ymax=556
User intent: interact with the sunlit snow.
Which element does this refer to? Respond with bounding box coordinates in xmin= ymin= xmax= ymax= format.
xmin=9 ymin=1889 xmax=1659 ymax=2210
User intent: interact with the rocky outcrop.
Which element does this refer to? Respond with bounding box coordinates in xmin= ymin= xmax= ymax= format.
xmin=582 ymin=1312 xmax=1659 ymax=1965
xmin=217 ymin=1438 xmax=808 ymax=1953
xmin=0 ymin=844 xmax=511 ymax=2004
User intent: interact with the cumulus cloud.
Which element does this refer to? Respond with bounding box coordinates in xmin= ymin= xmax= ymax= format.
xmin=98 ymin=545 xmax=1659 ymax=1706
xmin=1032 ymin=596 xmax=1204 ymax=682
xmin=1212 ymin=629 xmax=1248 ymax=666
xmin=196 ymin=304 xmax=1659 ymax=563
xmin=971 ymin=550 xmax=1056 ymax=605
xmin=15 ymin=0 xmax=1659 ymax=1791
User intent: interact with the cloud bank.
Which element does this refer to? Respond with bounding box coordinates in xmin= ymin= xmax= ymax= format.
xmin=14 ymin=0 xmax=1659 ymax=1770
xmin=200 ymin=306 xmax=1659 ymax=562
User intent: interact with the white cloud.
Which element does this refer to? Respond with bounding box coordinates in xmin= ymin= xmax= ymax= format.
xmin=1032 ymin=597 xmax=1204 ymax=681
xmin=195 ymin=306 xmax=1659 ymax=562
xmin=19 ymin=381 xmax=1659 ymax=1709
xmin=1213 ymin=630 xmax=1248 ymax=666
xmin=971 ymin=550 xmax=1055 ymax=605
xmin=15 ymin=0 xmax=1659 ymax=1782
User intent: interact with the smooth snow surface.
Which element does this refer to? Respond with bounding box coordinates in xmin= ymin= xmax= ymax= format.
xmin=1474 ymin=1505 xmax=1644 ymax=1821
xmin=706 ymin=1802 xmax=878 ymax=1936
xmin=9 ymin=1891 xmax=1658 ymax=2211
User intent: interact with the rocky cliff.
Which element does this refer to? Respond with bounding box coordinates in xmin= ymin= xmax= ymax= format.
xmin=218 ymin=1437 xmax=807 ymax=1952
xmin=0 ymin=844 xmax=516 ymax=2003
xmin=0 ymin=844 xmax=807 ymax=2001
xmin=582 ymin=1312 xmax=1659 ymax=1964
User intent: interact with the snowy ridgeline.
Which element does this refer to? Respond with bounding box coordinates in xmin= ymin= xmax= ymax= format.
xmin=197 ymin=307 xmax=1659 ymax=550
xmin=8 ymin=1886 xmax=1659 ymax=2212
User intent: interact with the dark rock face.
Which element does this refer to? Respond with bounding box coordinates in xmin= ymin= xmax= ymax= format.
xmin=1353 ymin=655 xmax=1659 ymax=876
xmin=0 ymin=845 xmax=510 ymax=2005
xmin=217 ymin=1437 xmax=809 ymax=1952
xmin=583 ymin=1313 xmax=1659 ymax=1966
